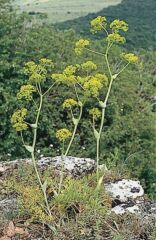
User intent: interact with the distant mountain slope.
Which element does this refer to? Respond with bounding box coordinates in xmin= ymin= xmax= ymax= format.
xmin=56 ymin=0 xmax=156 ymax=50
xmin=13 ymin=0 xmax=121 ymax=23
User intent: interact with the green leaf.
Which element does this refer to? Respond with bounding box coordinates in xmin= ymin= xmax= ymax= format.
xmin=112 ymin=74 xmax=118 ymax=80
xmin=46 ymin=224 xmax=57 ymax=233
xmin=96 ymin=175 xmax=104 ymax=191
xmin=72 ymin=117 xmax=79 ymax=125
xmin=42 ymin=180 xmax=47 ymax=193
xmin=78 ymin=101 xmax=83 ymax=107
xmin=94 ymin=128 xmax=100 ymax=139
xmin=99 ymin=101 xmax=106 ymax=109
xmin=113 ymin=234 xmax=124 ymax=240
xmin=30 ymin=123 xmax=37 ymax=129
xmin=24 ymin=145 xmax=34 ymax=153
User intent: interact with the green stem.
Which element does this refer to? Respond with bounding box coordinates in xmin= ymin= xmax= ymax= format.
xmin=31 ymin=152 xmax=52 ymax=216
xmin=65 ymin=104 xmax=83 ymax=156
xmin=32 ymin=94 xmax=43 ymax=149
xmin=96 ymin=58 xmax=128 ymax=180
xmin=105 ymin=52 xmax=112 ymax=79
xmin=96 ymin=107 xmax=105 ymax=181
xmin=57 ymin=103 xmax=83 ymax=193
xmin=96 ymin=137 xmax=100 ymax=181
xmin=74 ymin=84 xmax=79 ymax=102
xmin=31 ymin=93 xmax=52 ymax=216
xmin=20 ymin=132 xmax=25 ymax=146
xmin=104 ymin=76 xmax=114 ymax=104
xmin=116 ymin=62 xmax=130 ymax=76
xmin=43 ymin=82 xmax=56 ymax=96
xmin=85 ymin=47 xmax=105 ymax=57
xmin=95 ymin=40 xmax=114 ymax=180
xmin=58 ymin=142 xmax=65 ymax=194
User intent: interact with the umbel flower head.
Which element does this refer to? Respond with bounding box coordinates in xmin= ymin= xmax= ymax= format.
xmin=63 ymin=98 xmax=78 ymax=109
xmin=11 ymin=108 xmax=28 ymax=131
xmin=52 ymin=65 xmax=77 ymax=86
xmin=110 ymin=19 xmax=128 ymax=32
xmin=83 ymin=73 xmax=108 ymax=97
xmin=24 ymin=61 xmax=37 ymax=75
xmin=81 ymin=61 xmax=97 ymax=72
xmin=63 ymin=65 xmax=77 ymax=76
xmin=56 ymin=128 xmax=72 ymax=141
xmin=24 ymin=58 xmax=54 ymax=84
xmin=83 ymin=76 xmax=103 ymax=97
xmin=121 ymin=53 xmax=139 ymax=63
xmin=17 ymin=85 xmax=36 ymax=101
xmin=75 ymin=39 xmax=90 ymax=55
xmin=90 ymin=16 xmax=107 ymax=33
xmin=106 ymin=32 xmax=125 ymax=44
xmin=39 ymin=58 xmax=54 ymax=70
xmin=89 ymin=108 xmax=101 ymax=120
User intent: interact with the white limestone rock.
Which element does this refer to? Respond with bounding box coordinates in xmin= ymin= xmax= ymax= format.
xmin=111 ymin=204 xmax=140 ymax=215
xmin=105 ymin=179 xmax=144 ymax=202
xmin=0 ymin=156 xmax=96 ymax=177
xmin=37 ymin=156 xmax=96 ymax=176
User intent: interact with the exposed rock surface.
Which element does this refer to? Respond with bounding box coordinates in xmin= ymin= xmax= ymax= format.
xmin=105 ymin=179 xmax=156 ymax=219
xmin=105 ymin=179 xmax=144 ymax=202
xmin=0 ymin=156 xmax=96 ymax=177
xmin=37 ymin=156 xmax=96 ymax=176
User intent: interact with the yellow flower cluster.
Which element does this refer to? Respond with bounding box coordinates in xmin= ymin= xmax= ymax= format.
xmin=56 ymin=128 xmax=72 ymax=141
xmin=39 ymin=58 xmax=54 ymax=69
xmin=52 ymin=63 xmax=108 ymax=97
xmin=81 ymin=61 xmax=97 ymax=72
xmin=75 ymin=39 xmax=90 ymax=55
xmin=89 ymin=108 xmax=101 ymax=120
xmin=24 ymin=61 xmax=46 ymax=83
xmin=17 ymin=84 xmax=36 ymax=101
xmin=107 ymin=32 xmax=125 ymax=44
xmin=110 ymin=19 xmax=128 ymax=32
xmin=29 ymin=72 xmax=46 ymax=84
xmin=24 ymin=61 xmax=37 ymax=75
xmin=90 ymin=16 xmax=107 ymax=33
xmin=83 ymin=73 xmax=108 ymax=97
xmin=94 ymin=73 xmax=108 ymax=85
xmin=11 ymin=108 xmax=28 ymax=131
xmin=63 ymin=98 xmax=78 ymax=109
xmin=24 ymin=58 xmax=54 ymax=84
xmin=63 ymin=65 xmax=77 ymax=76
xmin=121 ymin=53 xmax=139 ymax=63
xmin=52 ymin=65 xmax=77 ymax=85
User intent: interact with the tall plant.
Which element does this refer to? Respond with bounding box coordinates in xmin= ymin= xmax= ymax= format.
xmin=11 ymin=16 xmax=139 ymax=222
xmin=74 ymin=17 xmax=139 ymax=180
xmin=11 ymin=58 xmax=56 ymax=218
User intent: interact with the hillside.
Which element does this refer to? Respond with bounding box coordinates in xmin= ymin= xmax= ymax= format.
xmin=57 ymin=0 xmax=156 ymax=50
xmin=12 ymin=0 xmax=121 ymax=23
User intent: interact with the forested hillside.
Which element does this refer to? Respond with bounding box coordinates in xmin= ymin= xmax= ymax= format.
xmin=0 ymin=0 xmax=155 ymax=201
xmin=57 ymin=0 xmax=156 ymax=50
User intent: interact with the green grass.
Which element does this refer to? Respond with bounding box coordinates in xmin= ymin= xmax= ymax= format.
xmin=12 ymin=0 xmax=122 ymax=23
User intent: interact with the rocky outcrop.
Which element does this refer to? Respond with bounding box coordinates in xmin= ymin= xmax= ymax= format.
xmin=0 ymin=156 xmax=96 ymax=177
xmin=0 ymin=157 xmax=155 ymax=220
xmin=105 ymin=179 xmax=156 ymax=219
xmin=105 ymin=179 xmax=144 ymax=203
xmin=37 ymin=156 xmax=96 ymax=176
